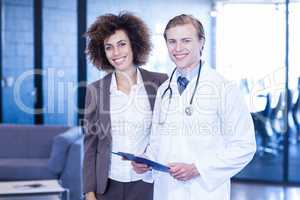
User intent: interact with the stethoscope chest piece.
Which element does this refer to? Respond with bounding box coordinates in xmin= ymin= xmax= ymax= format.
xmin=185 ymin=106 xmax=193 ymax=116
xmin=159 ymin=60 xmax=202 ymax=123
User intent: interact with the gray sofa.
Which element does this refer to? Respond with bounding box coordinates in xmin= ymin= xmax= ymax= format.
xmin=0 ymin=124 xmax=83 ymax=200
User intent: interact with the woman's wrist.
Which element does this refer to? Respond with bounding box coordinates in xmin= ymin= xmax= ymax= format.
xmin=85 ymin=191 xmax=96 ymax=198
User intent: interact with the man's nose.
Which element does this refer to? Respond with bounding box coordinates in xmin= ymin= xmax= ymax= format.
xmin=175 ymin=42 xmax=183 ymax=51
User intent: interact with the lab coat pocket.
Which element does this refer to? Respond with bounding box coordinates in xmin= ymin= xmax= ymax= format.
xmin=184 ymin=112 xmax=218 ymax=138
xmin=193 ymin=96 xmax=219 ymax=115
xmin=169 ymin=179 xmax=191 ymax=200
xmin=183 ymin=113 xmax=220 ymax=150
xmin=192 ymin=97 xmax=221 ymax=138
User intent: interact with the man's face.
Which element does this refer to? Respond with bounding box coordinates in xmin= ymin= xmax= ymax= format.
xmin=165 ymin=23 xmax=204 ymax=71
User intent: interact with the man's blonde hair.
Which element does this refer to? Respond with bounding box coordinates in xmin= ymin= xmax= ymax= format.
xmin=163 ymin=14 xmax=205 ymax=41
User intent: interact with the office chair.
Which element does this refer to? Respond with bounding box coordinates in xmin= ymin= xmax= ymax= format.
xmin=292 ymin=78 xmax=300 ymax=141
xmin=252 ymin=93 xmax=278 ymax=156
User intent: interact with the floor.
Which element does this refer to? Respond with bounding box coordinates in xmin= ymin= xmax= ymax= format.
xmin=232 ymin=182 xmax=300 ymax=200
xmin=235 ymin=135 xmax=300 ymax=182
xmin=1 ymin=182 xmax=299 ymax=200
xmin=0 ymin=196 xmax=59 ymax=200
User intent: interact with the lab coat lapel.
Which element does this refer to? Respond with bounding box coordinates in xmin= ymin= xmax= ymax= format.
xmin=170 ymin=71 xmax=180 ymax=97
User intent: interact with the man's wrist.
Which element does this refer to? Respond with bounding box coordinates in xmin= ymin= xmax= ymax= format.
xmin=192 ymin=163 xmax=200 ymax=177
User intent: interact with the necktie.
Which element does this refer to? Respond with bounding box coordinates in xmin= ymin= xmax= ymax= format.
xmin=177 ymin=76 xmax=189 ymax=94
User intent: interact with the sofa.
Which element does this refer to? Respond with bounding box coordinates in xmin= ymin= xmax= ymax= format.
xmin=0 ymin=125 xmax=83 ymax=200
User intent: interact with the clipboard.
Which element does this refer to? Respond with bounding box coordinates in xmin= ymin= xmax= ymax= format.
xmin=112 ymin=152 xmax=170 ymax=173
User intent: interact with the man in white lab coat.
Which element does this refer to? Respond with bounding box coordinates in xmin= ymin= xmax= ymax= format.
xmin=132 ymin=14 xmax=256 ymax=200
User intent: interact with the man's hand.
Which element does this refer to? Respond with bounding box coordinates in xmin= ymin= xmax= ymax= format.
xmin=168 ymin=163 xmax=199 ymax=181
xmin=85 ymin=192 xmax=97 ymax=200
xmin=131 ymin=161 xmax=150 ymax=174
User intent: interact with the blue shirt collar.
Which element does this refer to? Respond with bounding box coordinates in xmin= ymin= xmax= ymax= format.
xmin=176 ymin=61 xmax=202 ymax=81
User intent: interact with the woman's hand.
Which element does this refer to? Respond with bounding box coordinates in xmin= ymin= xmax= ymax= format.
xmin=85 ymin=192 xmax=97 ymax=200
xmin=131 ymin=161 xmax=150 ymax=174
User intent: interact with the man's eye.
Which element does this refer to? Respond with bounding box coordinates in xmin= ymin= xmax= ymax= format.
xmin=168 ymin=40 xmax=176 ymax=44
xmin=183 ymin=39 xmax=191 ymax=43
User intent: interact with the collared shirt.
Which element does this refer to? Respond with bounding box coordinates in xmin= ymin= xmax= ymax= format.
xmin=176 ymin=61 xmax=202 ymax=82
xmin=109 ymin=68 xmax=152 ymax=182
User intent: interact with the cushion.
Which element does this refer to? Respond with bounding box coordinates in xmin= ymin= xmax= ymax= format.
xmin=48 ymin=127 xmax=82 ymax=174
xmin=0 ymin=158 xmax=58 ymax=180
xmin=0 ymin=125 xmax=69 ymax=158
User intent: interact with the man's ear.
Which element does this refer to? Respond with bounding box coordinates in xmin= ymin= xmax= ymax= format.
xmin=200 ymin=38 xmax=205 ymax=48
xmin=199 ymin=38 xmax=205 ymax=56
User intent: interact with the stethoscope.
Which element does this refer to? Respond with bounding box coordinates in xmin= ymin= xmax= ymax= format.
xmin=158 ymin=60 xmax=202 ymax=125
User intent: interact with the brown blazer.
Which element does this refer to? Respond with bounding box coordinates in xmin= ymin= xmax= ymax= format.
xmin=82 ymin=68 xmax=168 ymax=195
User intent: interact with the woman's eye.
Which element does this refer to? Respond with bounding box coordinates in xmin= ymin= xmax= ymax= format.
xmin=119 ymin=42 xmax=127 ymax=47
xmin=105 ymin=46 xmax=112 ymax=51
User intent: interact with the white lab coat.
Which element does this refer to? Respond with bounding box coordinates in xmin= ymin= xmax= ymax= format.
xmin=145 ymin=66 xmax=256 ymax=200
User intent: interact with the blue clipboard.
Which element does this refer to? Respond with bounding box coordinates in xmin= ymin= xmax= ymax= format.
xmin=112 ymin=152 xmax=170 ymax=173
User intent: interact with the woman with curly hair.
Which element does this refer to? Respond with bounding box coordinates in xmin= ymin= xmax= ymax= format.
xmin=83 ymin=12 xmax=168 ymax=200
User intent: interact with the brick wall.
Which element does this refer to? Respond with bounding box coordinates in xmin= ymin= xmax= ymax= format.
xmin=2 ymin=0 xmax=34 ymax=124
xmin=2 ymin=0 xmax=77 ymax=125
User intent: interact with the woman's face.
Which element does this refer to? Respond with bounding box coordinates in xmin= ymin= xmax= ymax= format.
xmin=104 ymin=30 xmax=134 ymax=72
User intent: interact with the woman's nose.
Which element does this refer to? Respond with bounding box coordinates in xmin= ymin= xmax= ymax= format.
xmin=112 ymin=47 xmax=120 ymax=56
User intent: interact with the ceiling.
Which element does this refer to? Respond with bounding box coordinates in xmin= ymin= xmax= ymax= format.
xmin=213 ymin=0 xmax=300 ymax=3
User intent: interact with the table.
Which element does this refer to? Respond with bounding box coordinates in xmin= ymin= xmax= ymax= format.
xmin=0 ymin=180 xmax=69 ymax=200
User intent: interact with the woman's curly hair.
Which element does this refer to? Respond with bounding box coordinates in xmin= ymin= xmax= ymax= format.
xmin=85 ymin=11 xmax=152 ymax=71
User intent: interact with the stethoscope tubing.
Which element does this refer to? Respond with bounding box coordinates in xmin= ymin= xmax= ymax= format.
xmin=161 ymin=60 xmax=202 ymax=106
xmin=159 ymin=61 xmax=202 ymax=124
